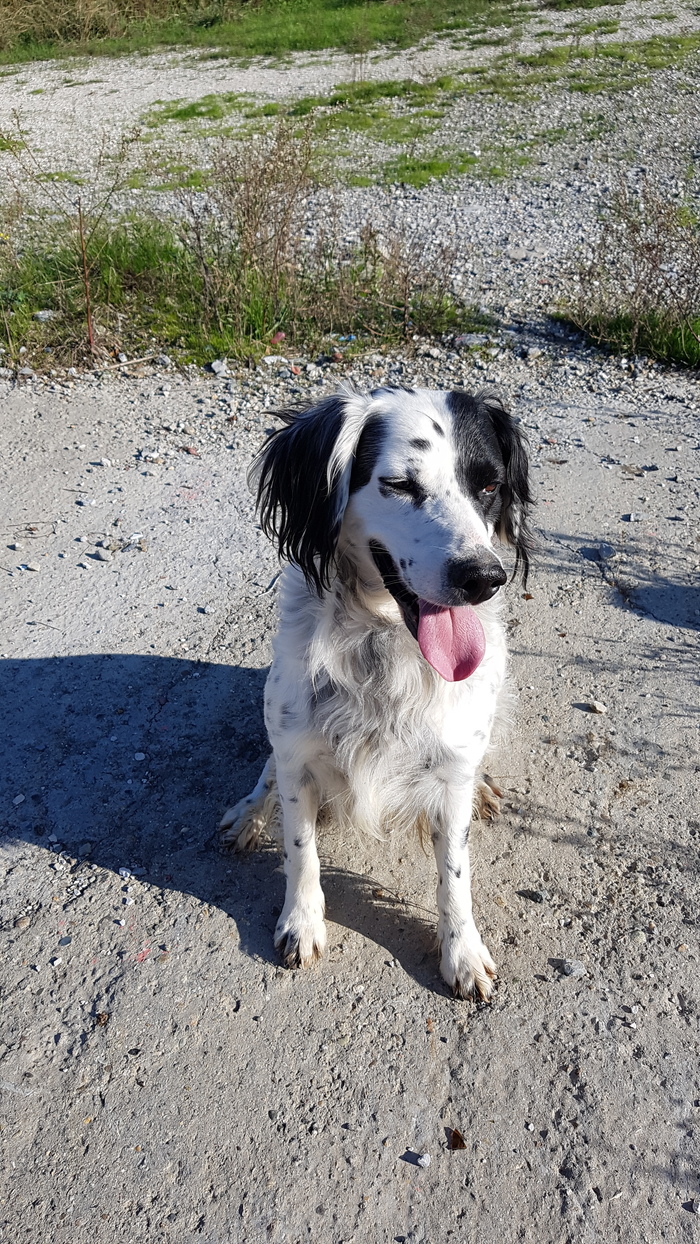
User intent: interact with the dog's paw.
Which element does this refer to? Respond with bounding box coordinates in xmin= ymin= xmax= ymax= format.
xmin=473 ymin=775 xmax=503 ymax=821
xmin=438 ymin=925 xmax=496 ymax=1001
xmin=219 ymin=799 xmax=265 ymax=851
xmin=274 ymin=897 xmax=327 ymax=969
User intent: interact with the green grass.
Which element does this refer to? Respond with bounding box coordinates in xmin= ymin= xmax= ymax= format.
xmin=384 ymin=152 xmax=478 ymax=188
xmin=146 ymin=92 xmax=247 ymax=126
xmin=573 ymin=311 xmax=700 ymax=367
xmin=0 ymin=210 xmax=480 ymax=366
xmin=0 ymin=0 xmax=518 ymax=66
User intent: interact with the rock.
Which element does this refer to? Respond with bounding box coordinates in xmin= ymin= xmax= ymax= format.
xmin=518 ymin=888 xmax=549 ymax=903
xmin=23 ymin=563 xmax=40 ymax=572
xmin=94 ymin=548 xmax=112 ymax=562
xmin=58 ymin=935 xmax=72 ymax=946
xmin=507 ymin=247 xmax=528 ymax=261
xmin=261 ymin=356 xmax=286 ymax=367
xmin=598 ymin=542 xmax=616 ymax=560
xmin=209 ymin=359 xmax=229 ymax=376
xmin=97 ymin=457 xmax=112 ymax=468
xmin=14 ymin=915 xmax=31 ymax=930
xmin=33 ymin=309 xmax=58 ymax=322
xmin=18 ymin=367 xmax=36 ymax=378
xmin=155 ymin=354 xmax=172 ymax=368
xmin=560 ymin=959 xmax=587 ymax=978
xmin=133 ymin=752 xmax=146 ymax=761
xmin=12 ymin=794 xmax=25 ymax=805
xmin=622 ymin=512 xmax=645 ymax=522
xmin=587 ymin=701 xmax=608 ymax=714
xmin=417 ymin=1153 xmax=431 ymax=1168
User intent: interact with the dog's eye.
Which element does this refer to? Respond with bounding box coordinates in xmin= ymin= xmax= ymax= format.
xmin=386 ymin=479 xmax=416 ymax=494
xmin=481 ymin=483 xmax=499 ymax=494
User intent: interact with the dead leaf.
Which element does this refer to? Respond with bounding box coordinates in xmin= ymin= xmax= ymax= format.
xmin=522 ymin=592 xmax=534 ymax=600
xmin=178 ymin=446 xmax=200 ymax=456
xmin=426 ymin=1017 xmax=435 ymax=1034
xmin=447 ymin=1127 xmax=467 ymax=1150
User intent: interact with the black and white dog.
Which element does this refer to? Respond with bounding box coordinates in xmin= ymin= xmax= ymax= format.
xmin=221 ymin=383 xmax=531 ymax=999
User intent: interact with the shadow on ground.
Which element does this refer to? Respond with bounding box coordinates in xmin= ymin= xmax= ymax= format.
xmin=0 ymin=654 xmax=444 ymax=991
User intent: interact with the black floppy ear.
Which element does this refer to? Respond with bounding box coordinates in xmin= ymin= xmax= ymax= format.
xmin=480 ymin=390 xmax=534 ymax=584
xmin=253 ymin=389 xmax=370 ymax=594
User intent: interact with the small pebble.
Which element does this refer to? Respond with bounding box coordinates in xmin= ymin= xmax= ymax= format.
xmin=14 ymin=915 xmax=31 ymax=930
xmin=417 ymin=1153 xmax=431 ymax=1168
xmin=94 ymin=548 xmax=112 ymax=562
xmin=59 ymin=935 xmax=72 ymax=946
xmin=12 ymin=794 xmax=25 ymax=806
xmin=133 ymin=752 xmax=146 ymax=761
xmin=24 ymin=563 xmax=40 ymax=572
xmin=587 ymin=701 xmax=607 ymax=715
xmin=560 ymin=959 xmax=587 ymax=978
xmin=116 ymin=919 xmax=126 ymax=926
xmin=119 ymin=867 xmax=131 ymax=878
xmin=50 ymin=957 xmax=62 ymax=966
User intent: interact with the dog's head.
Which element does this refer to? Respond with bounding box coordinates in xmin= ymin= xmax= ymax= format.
xmin=255 ymin=384 xmax=532 ymax=680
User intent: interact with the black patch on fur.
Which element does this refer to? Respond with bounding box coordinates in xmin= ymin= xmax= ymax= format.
xmin=350 ymin=415 xmax=386 ymax=494
xmin=369 ymin=540 xmax=419 ymax=638
xmin=254 ymin=395 xmax=353 ymax=595
xmin=462 ymin=825 xmax=470 ymax=848
xmin=288 ymin=796 xmax=298 ymax=804
xmin=410 ymin=437 xmax=431 ymax=451
xmin=293 ymin=837 xmax=302 ymax=848
xmin=431 ymin=421 xmax=445 ymax=437
xmin=446 ymin=388 xmax=533 ymax=583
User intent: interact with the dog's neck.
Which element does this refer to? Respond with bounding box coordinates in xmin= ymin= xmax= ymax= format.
xmin=333 ymin=532 xmax=402 ymax=631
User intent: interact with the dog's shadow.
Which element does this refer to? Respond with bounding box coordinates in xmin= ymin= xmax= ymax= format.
xmin=319 ymin=864 xmax=444 ymax=992
xmin=1 ymin=652 xmax=446 ymax=994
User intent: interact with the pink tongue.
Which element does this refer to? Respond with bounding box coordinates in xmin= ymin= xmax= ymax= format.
xmin=417 ymin=601 xmax=486 ymax=682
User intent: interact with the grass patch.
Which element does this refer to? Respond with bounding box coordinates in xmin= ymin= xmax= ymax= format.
xmin=567 ymin=179 xmax=700 ymax=367
xmin=0 ymin=123 xmax=480 ymax=367
xmin=384 ymin=152 xmax=478 ymax=188
xmin=0 ymin=0 xmax=518 ymax=65
xmin=146 ymin=92 xmax=246 ymax=126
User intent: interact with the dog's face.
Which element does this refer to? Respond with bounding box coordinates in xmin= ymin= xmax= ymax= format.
xmin=255 ymin=385 xmax=532 ymax=679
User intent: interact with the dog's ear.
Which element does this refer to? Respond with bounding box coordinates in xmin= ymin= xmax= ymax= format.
xmin=253 ymin=387 xmax=372 ymax=594
xmin=479 ymin=390 xmax=534 ymax=584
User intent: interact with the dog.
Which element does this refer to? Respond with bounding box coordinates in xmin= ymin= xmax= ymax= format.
xmin=220 ymin=383 xmax=532 ymax=999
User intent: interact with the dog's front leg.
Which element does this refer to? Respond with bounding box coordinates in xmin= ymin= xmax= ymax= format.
xmin=432 ymin=782 xmax=496 ymax=1001
xmin=273 ymin=766 xmax=326 ymax=969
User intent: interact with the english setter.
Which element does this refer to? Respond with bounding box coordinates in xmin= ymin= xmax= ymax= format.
xmin=221 ymin=384 xmax=531 ymax=999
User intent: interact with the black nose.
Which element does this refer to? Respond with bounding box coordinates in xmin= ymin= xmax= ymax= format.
xmin=447 ymin=558 xmax=507 ymax=605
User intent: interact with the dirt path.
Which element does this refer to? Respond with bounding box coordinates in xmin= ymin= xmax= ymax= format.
xmin=1 ymin=344 xmax=698 ymax=1241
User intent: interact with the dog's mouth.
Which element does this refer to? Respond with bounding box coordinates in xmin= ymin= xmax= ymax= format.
xmin=369 ymin=540 xmax=485 ymax=683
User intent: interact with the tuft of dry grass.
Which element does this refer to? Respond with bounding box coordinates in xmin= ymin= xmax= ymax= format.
xmin=568 ymin=177 xmax=700 ymax=367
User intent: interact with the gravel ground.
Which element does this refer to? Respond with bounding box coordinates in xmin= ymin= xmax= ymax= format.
xmin=1 ymin=335 xmax=698 ymax=1241
xmin=4 ymin=0 xmax=700 ymax=330
xmin=1 ymin=5 xmax=700 ymax=1239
